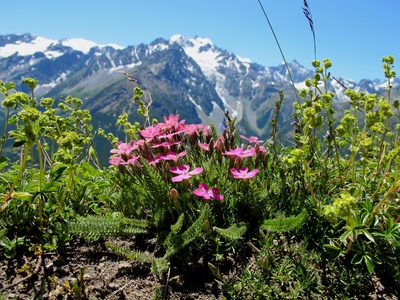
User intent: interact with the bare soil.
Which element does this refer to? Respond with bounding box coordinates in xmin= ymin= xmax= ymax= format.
xmin=1 ymin=237 xmax=399 ymax=299
xmin=0 ymin=238 xmax=225 ymax=300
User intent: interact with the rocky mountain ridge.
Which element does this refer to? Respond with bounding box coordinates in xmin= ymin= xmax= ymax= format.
xmin=1 ymin=33 xmax=398 ymax=139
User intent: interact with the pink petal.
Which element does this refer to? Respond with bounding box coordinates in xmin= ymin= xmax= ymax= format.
xmin=199 ymin=143 xmax=209 ymax=151
xmin=245 ymin=169 xmax=259 ymax=179
xmin=210 ymin=188 xmax=224 ymax=200
xmin=171 ymin=175 xmax=187 ymax=182
xmin=241 ymin=148 xmax=256 ymax=157
xmin=188 ymin=167 xmax=203 ymax=175
xmin=223 ymin=148 xmax=244 ymax=157
xmin=170 ymin=165 xmax=190 ymax=175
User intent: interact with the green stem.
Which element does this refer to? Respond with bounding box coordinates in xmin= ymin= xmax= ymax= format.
xmin=1 ymin=143 xmax=32 ymax=211
xmin=257 ymin=0 xmax=299 ymax=103
xmin=57 ymin=167 xmax=74 ymax=214
xmin=0 ymin=108 xmax=10 ymax=157
xmin=368 ymin=182 xmax=399 ymax=224
xmin=35 ymin=134 xmax=45 ymax=231
xmin=303 ymin=159 xmax=319 ymax=214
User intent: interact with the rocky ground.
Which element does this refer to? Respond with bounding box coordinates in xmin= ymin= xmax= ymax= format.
xmin=0 ymin=238 xmax=224 ymax=300
xmin=1 ymin=237 xmax=399 ymax=299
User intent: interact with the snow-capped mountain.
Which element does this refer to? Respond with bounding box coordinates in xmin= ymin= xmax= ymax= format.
xmin=0 ymin=33 xmax=124 ymax=58
xmin=1 ymin=33 xmax=398 ymax=139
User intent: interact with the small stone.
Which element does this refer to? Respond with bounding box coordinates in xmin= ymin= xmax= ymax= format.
xmin=117 ymin=262 xmax=132 ymax=276
xmin=108 ymin=282 xmax=120 ymax=290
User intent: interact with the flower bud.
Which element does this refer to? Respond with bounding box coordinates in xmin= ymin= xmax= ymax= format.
xmin=170 ymin=188 xmax=179 ymax=203
xmin=323 ymin=58 xmax=332 ymax=69
xmin=204 ymin=220 xmax=211 ymax=235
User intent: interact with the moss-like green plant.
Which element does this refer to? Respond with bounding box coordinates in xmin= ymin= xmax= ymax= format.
xmin=67 ymin=215 xmax=149 ymax=241
xmin=261 ymin=209 xmax=308 ymax=233
xmin=213 ymin=222 xmax=247 ymax=241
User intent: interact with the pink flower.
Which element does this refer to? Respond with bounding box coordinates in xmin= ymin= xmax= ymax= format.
xmin=258 ymin=145 xmax=267 ymax=154
xmin=193 ymin=183 xmax=224 ymax=200
xmin=126 ymin=155 xmax=140 ymax=165
xmin=140 ymin=126 xmax=161 ymax=141
xmin=223 ymin=147 xmax=256 ymax=158
xmin=109 ymin=156 xmax=125 ymax=166
xmin=230 ymin=167 xmax=259 ymax=179
xmin=181 ymin=124 xmax=202 ymax=135
xmin=146 ymin=156 xmax=162 ymax=165
xmin=133 ymin=139 xmax=146 ymax=147
xmin=110 ymin=141 xmax=138 ymax=156
xmin=157 ymin=114 xmax=185 ymax=132
xmin=169 ymin=164 xmax=203 ymax=182
xmin=109 ymin=155 xmax=140 ymax=166
xmin=223 ymin=148 xmax=245 ymax=157
xmin=240 ymin=135 xmax=264 ymax=144
xmin=199 ymin=143 xmax=210 ymax=151
xmin=241 ymin=148 xmax=257 ymax=157
xmin=151 ymin=141 xmax=181 ymax=148
xmin=156 ymin=151 xmax=187 ymax=161
xmin=157 ymin=130 xmax=185 ymax=140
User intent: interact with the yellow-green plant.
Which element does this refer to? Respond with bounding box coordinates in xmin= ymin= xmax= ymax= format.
xmin=0 ymin=78 xmax=114 ymax=252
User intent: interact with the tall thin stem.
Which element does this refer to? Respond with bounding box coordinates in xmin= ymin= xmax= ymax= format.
xmin=257 ymin=0 xmax=299 ymax=103
xmin=0 ymin=108 xmax=10 ymax=157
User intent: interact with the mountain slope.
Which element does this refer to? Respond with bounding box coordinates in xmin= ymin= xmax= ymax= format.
xmin=1 ymin=33 xmax=399 ymax=142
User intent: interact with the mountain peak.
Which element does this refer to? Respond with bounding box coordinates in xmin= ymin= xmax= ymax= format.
xmin=0 ymin=34 xmax=124 ymax=58
xmin=60 ymin=38 xmax=99 ymax=54
xmin=1 ymin=32 xmax=395 ymax=142
xmin=169 ymin=34 xmax=189 ymax=44
xmin=169 ymin=34 xmax=214 ymax=49
xmin=0 ymin=34 xmax=57 ymax=58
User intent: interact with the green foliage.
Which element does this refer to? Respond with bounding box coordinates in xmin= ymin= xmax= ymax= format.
xmin=141 ymin=158 xmax=171 ymax=228
xmin=261 ymin=209 xmax=308 ymax=233
xmin=0 ymin=233 xmax=25 ymax=259
xmin=67 ymin=214 xmax=149 ymax=241
xmin=2 ymin=51 xmax=400 ymax=298
xmin=291 ymin=55 xmax=400 ymax=282
xmin=105 ymin=241 xmax=168 ymax=274
xmin=0 ymin=78 xmax=115 ymax=252
xmin=213 ymin=222 xmax=247 ymax=241
xmin=163 ymin=204 xmax=211 ymax=259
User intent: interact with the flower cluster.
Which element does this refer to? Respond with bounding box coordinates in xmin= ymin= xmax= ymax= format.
xmin=109 ymin=114 xmax=207 ymax=167
xmin=193 ymin=183 xmax=224 ymax=200
xmin=110 ymin=114 xmax=267 ymax=206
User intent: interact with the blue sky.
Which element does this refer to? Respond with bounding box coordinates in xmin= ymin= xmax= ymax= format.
xmin=1 ymin=0 xmax=400 ymax=82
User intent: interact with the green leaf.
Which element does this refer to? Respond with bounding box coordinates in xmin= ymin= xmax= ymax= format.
xmin=351 ymin=253 xmax=363 ymax=265
xmin=163 ymin=204 xmax=211 ymax=259
xmin=208 ymin=262 xmax=222 ymax=280
xmin=12 ymin=140 xmax=26 ymax=147
xmin=11 ymin=191 xmax=33 ymax=200
xmin=151 ymin=258 xmax=169 ymax=274
xmin=171 ymin=214 xmax=185 ymax=233
xmin=213 ymin=222 xmax=247 ymax=241
xmin=323 ymin=244 xmax=343 ymax=259
xmin=360 ymin=229 xmax=375 ymax=243
xmin=261 ymin=209 xmax=307 ymax=232
xmin=339 ymin=230 xmax=354 ymax=243
xmin=82 ymin=181 xmax=97 ymax=188
xmin=364 ymin=256 xmax=375 ymax=273
xmin=51 ymin=165 xmax=68 ymax=182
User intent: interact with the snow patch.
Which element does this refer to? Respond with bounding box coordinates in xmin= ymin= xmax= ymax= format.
xmin=188 ymin=95 xmax=203 ymax=112
xmin=61 ymin=38 xmax=98 ymax=54
xmin=0 ymin=36 xmax=56 ymax=57
xmin=170 ymin=34 xmax=254 ymax=118
xmin=108 ymin=61 xmax=142 ymax=73
xmin=0 ymin=35 xmax=124 ymax=58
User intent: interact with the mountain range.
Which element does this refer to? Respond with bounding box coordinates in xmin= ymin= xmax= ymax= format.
xmin=1 ymin=33 xmax=399 ymax=143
